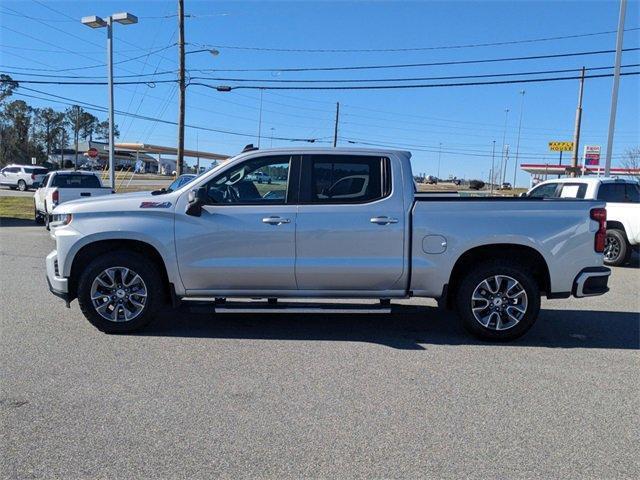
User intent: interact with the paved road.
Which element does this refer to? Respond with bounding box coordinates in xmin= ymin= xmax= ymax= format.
xmin=1 ymin=223 xmax=638 ymax=479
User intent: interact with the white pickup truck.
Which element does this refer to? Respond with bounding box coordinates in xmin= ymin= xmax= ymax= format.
xmin=34 ymin=171 xmax=112 ymax=228
xmin=525 ymin=177 xmax=640 ymax=266
xmin=45 ymin=147 xmax=611 ymax=341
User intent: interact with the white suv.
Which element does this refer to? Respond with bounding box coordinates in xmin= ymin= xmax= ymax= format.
xmin=0 ymin=164 xmax=49 ymax=191
xmin=526 ymin=177 xmax=640 ymax=265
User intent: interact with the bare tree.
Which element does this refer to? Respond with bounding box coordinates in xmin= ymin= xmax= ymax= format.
xmin=621 ymin=147 xmax=639 ymax=178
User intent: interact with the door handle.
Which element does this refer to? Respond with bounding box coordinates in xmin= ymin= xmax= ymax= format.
xmin=370 ymin=216 xmax=398 ymax=225
xmin=262 ymin=216 xmax=291 ymax=225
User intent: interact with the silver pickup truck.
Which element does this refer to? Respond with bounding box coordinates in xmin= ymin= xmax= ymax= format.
xmin=46 ymin=147 xmax=610 ymax=340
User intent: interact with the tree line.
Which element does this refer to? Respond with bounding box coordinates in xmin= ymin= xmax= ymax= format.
xmin=0 ymin=74 xmax=119 ymax=167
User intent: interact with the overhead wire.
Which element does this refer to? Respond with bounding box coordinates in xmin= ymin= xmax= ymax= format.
xmin=194 ymin=27 xmax=640 ymax=53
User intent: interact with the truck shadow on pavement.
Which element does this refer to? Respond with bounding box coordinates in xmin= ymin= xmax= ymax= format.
xmin=144 ymin=307 xmax=639 ymax=350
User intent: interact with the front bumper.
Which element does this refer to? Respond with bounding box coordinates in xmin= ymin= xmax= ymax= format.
xmin=573 ymin=267 xmax=611 ymax=298
xmin=46 ymin=250 xmax=70 ymax=305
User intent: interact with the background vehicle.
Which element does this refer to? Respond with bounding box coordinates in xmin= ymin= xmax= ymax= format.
xmin=500 ymin=182 xmax=512 ymax=190
xmin=34 ymin=171 xmax=112 ymax=227
xmin=525 ymin=177 xmax=640 ymax=266
xmin=426 ymin=175 xmax=438 ymax=184
xmin=246 ymin=171 xmax=272 ymax=184
xmin=46 ymin=148 xmax=609 ymax=341
xmin=167 ymin=174 xmax=196 ymax=191
xmin=0 ymin=164 xmax=48 ymax=191
xmin=469 ymin=180 xmax=485 ymax=190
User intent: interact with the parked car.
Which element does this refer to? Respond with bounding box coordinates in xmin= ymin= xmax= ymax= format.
xmin=500 ymin=182 xmax=512 ymax=190
xmin=0 ymin=164 xmax=48 ymax=191
xmin=34 ymin=171 xmax=112 ymax=228
xmin=46 ymin=148 xmax=610 ymax=341
xmin=246 ymin=171 xmax=272 ymax=184
xmin=525 ymin=177 xmax=639 ymax=266
xmin=426 ymin=175 xmax=438 ymax=185
xmin=167 ymin=174 xmax=197 ymax=191
xmin=469 ymin=180 xmax=485 ymax=191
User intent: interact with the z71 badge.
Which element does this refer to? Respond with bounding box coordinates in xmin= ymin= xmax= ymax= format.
xmin=139 ymin=201 xmax=172 ymax=209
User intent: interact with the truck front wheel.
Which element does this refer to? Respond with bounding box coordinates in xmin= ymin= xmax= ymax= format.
xmin=77 ymin=251 xmax=163 ymax=333
xmin=455 ymin=260 xmax=541 ymax=341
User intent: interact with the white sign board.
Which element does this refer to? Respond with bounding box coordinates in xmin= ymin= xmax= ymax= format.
xmin=584 ymin=145 xmax=601 ymax=166
xmin=31 ymin=157 xmax=36 ymax=165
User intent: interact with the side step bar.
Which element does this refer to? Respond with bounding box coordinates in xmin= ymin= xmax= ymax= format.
xmin=182 ymin=299 xmax=412 ymax=315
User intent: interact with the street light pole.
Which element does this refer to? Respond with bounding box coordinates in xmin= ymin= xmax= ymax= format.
xmin=490 ymin=140 xmax=496 ymax=195
xmin=106 ymin=16 xmax=115 ymax=190
xmin=82 ymin=12 xmax=137 ymax=190
xmin=437 ymin=142 xmax=442 ymax=179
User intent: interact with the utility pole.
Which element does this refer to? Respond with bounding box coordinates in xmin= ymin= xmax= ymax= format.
xmin=513 ymin=90 xmax=525 ymax=187
xmin=196 ymin=130 xmax=200 ymax=174
xmin=333 ymin=102 xmax=340 ymax=147
xmin=257 ymin=89 xmax=263 ymax=147
xmin=176 ymin=0 xmax=185 ymax=176
xmin=74 ymin=106 xmax=79 ymax=171
xmin=499 ymin=108 xmax=509 ymax=185
xmin=490 ymin=140 xmax=496 ymax=195
xmin=604 ymin=0 xmax=627 ymax=176
xmin=60 ymin=129 xmax=66 ymax=169
xmin=571 ymin=67 xmax=586 ymax=177
xmin=437 ymin=142 xmax=442 ymax=178
xmin=502 ymin=145 xmax=510 ymax=184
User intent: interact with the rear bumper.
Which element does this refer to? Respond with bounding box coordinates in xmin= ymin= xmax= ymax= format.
xmin=573 ymin=266 xmax=611 ymax=298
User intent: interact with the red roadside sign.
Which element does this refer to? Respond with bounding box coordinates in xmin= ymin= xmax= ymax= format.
xmin=87 ymin=147 xmax=99 ymax=158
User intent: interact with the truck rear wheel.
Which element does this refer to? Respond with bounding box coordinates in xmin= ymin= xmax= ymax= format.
xmin=77 ymin=251 xmax=163 ymax=333
xmin=455 ymin=260 xmax=541 ymax=341
xmin=603 ymin=229 xmax=629 ymax=266
xmin=34 ymin=206 xmax=44 ymax=225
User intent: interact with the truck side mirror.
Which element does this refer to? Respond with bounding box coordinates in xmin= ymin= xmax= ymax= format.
xmin=519 ymin=192 xmax=527 ymax=198
xmin=186 ymin=187 xmax=208 ymax=217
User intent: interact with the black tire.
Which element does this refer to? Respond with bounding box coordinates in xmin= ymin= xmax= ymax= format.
xmin=455 ymin=260 xmax=541 ymax=341
xmin=17 ymin=180 xmax=26 ymax=191
xmin=603 ymin=229 xmax=629 ymax=267
xmin=34 ymin=206 xmax=44 ymax=225
xmin=77 ymin=250 xmax=164 ymax=333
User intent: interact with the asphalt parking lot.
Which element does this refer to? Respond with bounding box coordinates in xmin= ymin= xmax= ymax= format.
xmin=1 ymin=222 xmax=638 ymax=479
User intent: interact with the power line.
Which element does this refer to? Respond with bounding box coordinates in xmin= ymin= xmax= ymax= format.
xmin=14 ymin=86 xmax=328 ymax=144
xmin=196 ymin=27 xmax=640 ymax=53
xmin=191 ymin=64 xmax=640 ymax=83
xmin=191 ymin=47 xmax=640 ymax=73
xmin=9 ymin=79 xmax=178 ymax=86
xmin=193 ymin=71 xmax=640 ymax=91
xmin=0 ymin=69 xmax=177 ymax=79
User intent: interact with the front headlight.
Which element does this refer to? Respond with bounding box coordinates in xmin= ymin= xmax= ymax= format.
xmin=50 ymin=213 xmax=73 ymax=227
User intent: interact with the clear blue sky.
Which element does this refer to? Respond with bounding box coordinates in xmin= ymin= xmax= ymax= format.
xmin=1 ymin=0 xmax=638 ymax=186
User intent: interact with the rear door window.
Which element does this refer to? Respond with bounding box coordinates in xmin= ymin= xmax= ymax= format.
xmin=558 ymin=183 xmax=587 ymax=199
xmin=597 ymin=183 xmax=627 ymax=202
xmin=527 ymin=183 xmax=559 ymax=198
xmin=625 ymin=183 xmax=639 ymax=203
xmin=52 ymin=174 xmax=101 ymax=188
xmin=304 ymin=155 xmax=388 ymax=204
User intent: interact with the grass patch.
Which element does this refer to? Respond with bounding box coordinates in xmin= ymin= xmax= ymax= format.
xmin=0 ymin=197 xmax=33 ymax=220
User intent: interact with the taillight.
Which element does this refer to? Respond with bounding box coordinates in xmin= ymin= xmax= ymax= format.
xmin=590 ymin=208 xmax=606 ymax=253
xmin=31 ymin=174 xmax=35 ymax=180
xmin=52 ymin=190 xmax=59 ymax=204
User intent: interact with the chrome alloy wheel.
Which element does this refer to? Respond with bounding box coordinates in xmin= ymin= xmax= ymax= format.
xmin=471 ymin=275 xmax=528 ymax=331
xmin=90 ymin=267 xmax=148 ymax=322
xmin=604 ymin=235 xmax=620 ymax=262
